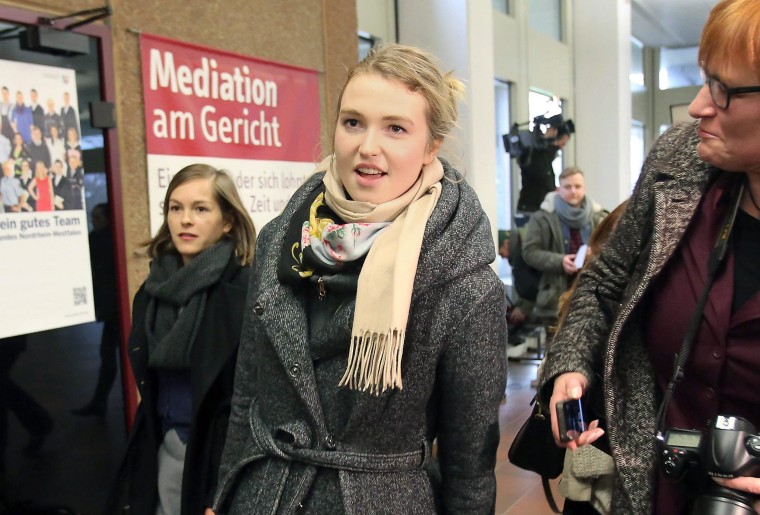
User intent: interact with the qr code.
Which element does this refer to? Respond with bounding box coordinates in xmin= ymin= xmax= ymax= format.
xmin=73 ymin=287 xmax=87 ymax=306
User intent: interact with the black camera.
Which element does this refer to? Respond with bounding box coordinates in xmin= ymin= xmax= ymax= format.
xmin=660 ymin=415 xmax=760 ymax=514
xmin=502 ymin=113 xmax=575 ymax=160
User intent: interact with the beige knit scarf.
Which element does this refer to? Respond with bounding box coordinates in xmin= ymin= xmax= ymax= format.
xmin=318 ymin=155 xmax=443 ymax=394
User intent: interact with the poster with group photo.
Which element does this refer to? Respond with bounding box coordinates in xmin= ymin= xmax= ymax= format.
xmin=140 ymin=34 xmax=321 ymax=234
xmin=0 ymin=58 xmax=94 ymax=339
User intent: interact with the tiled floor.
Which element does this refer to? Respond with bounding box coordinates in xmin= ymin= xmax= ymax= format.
xmin=496 ymin=358 xmax=565 ymax=514
xmin=1 ymin=324 xmax=127 ymax=514
xmin=2 ymin=325 xmax=561 ymax=514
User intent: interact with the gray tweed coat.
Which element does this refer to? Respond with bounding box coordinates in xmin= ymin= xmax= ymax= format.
xmin=540 ymin=122 xmax=718 ymax=514
xmin=214 ymin=160 xmax=507 ymax=514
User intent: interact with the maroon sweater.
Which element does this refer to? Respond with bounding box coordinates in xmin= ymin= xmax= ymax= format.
xmin=646 ymin=176 xmax=760 ymax=513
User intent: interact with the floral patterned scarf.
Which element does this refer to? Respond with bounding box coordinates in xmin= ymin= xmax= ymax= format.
xmin=280 ymin=156 xmax=444 ymax=394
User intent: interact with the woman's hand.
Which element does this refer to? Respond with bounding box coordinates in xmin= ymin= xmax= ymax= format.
xmin=204 ymin=508 xmax=215 ymax=515
xmin=713 ymin=477 xmax=760 ymax=512
xmin=549 ymin=372 xmax=605 ymax=450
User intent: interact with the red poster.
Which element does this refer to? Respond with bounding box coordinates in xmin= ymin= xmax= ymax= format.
xmin=141 ymin=33 xmax=320 ymax=161
xmin=140 ymin=34 xmax=321 ymax=232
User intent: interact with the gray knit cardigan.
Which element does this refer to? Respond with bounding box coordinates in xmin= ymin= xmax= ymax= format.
xmin=214 ymin=160 xmax=507 ymax=514
xmin=540 ymin=121 xmax=717 ymax=514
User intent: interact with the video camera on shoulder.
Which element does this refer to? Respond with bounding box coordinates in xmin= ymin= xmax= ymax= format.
xmin=502 ymin=113 xmax=575 ymax=160
xmin=659 ymin=415 xmax=760 ymax=514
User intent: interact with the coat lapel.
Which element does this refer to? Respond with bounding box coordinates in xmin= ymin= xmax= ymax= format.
xmin=251 ymin=174 xmax=331 ymax=437
xmin=191 ymin=269 xmax=248 ymax=414
xmin=647 ymin=175 xmax=708 ymax=280
xmin=256 ymin=281 xmax=330 ymax=435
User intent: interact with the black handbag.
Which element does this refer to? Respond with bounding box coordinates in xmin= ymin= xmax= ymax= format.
xmin=508 ymin=394 xmax=566 ymax=513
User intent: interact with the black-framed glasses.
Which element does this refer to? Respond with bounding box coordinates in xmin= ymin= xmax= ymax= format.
xmin=703 ymin=72 xmax=760 ymax=109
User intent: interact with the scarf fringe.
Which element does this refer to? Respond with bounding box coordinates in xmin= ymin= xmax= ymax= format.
xmin=338 ymin=329 xmax=405 ymax=395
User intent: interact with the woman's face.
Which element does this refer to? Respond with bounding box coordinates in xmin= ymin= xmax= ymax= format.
xmin=13 ymin=134 xmax=22 ymax=146
xmin=688 ymin=61 xmax=760 ymax=174
xmin=50 ymin=125 xmax=59 ymax=139
xmin=167 ymin=177 xmax=232 ymax=264
xmin=333 ymin=72 xmax=438 ymax=204
xmin=67 ymin=127 xmax=78 ymax=142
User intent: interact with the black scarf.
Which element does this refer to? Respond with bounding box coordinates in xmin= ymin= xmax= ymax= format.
xmin=143 ymin=239 xmax=234 ymax=369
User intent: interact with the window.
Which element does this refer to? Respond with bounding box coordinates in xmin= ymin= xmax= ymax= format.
xmin=528 ymin=0 xmax=562 ymax=41
xmin=631 ymin=37 xmax=645 ymax=93
xmin=630 ymin=121 xmax=645 ymax=191
xmin=492 ymin=0 xmax=510 ymax=15
xmin=358 ymin=31 xmax=378 ymax=61
xmin=659 ymin=46 xmax=700 ymax=90
xmin=494 ymin=80 xmax=512 ymax=280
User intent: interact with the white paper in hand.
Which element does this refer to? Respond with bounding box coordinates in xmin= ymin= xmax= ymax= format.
xmin=574 ymin=244 xmax=588 ymax=269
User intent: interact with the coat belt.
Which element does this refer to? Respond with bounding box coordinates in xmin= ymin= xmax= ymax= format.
xmin=249 ymin=399 xmax=430 ymax=473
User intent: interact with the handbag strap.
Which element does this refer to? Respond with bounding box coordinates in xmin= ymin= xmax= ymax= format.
xmin=541 ymin=475 xmax=562 ymax=513
xmin=654 ymin=176 xmax=744 ymax=439
xmin=533 ymin=393 xmax=563 ymax=513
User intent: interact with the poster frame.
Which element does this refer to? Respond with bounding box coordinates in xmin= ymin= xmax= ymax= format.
xmin=0 ymin=4 xmax=135 ymax=429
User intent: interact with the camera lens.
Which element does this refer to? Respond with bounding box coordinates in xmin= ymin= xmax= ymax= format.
xmin=693 ymin=488 xmax=758 ymax=515
xmin=747 ymin=436 xmax=760 ymax=457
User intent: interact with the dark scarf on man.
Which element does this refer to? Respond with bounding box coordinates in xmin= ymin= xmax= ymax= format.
xmin=554 ymin=194 xmax=593 ymax=229
xmin=143 ymin=239 xmax=234 ymax=369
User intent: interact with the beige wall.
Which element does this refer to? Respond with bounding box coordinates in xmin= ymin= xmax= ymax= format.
xmin=1 ymin=0 xmax=358 ymax=302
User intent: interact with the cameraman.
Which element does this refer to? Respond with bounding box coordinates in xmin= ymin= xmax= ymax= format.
xmin=537 ymin=0 xmax=760 ymax=513
xmin=516 ymin=115 xmax=572 ymax=213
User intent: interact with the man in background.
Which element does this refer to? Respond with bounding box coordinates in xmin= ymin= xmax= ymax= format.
xmin=29 ymin=89 xmax=44 ymax=135
xmin=516 ymin=115 xmax=573 ymax=213
xmin=0 ymin=159 xmax=28 ymax=212
xmin=72 ymin=204 xmax=119 ymax=417
xmin=60 ymin=91 xmax=79 ymax=139
xmin=26 ymin=126 xmax=50 ymax=169
xmin=522 ymin=167 xmax=606 ymax=326
xmin=50 ymin=159 xmax=79 ymax=210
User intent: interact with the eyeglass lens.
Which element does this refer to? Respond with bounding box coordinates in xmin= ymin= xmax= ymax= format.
xmin=708 ymin=77 xmax=728 ymax=108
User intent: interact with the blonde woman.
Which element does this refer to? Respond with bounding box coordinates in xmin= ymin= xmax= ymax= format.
xmin=27 ymin=160 xmax=53 ymax=212
xmin=215 ymin=44 xmax=507 ymax=514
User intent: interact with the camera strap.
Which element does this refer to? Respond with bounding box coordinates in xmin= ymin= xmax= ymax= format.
xmin=654 ymin=174 xmax=746 ymax=439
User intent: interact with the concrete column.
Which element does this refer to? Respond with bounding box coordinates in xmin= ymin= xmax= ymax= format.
xmin=573 ymin=0 xmax=632 ymax=210
xmin=397 ymin=0 xmax=499 ymax=247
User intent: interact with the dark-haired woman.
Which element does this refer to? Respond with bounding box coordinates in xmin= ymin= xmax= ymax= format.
xmin=105 ymin=164 xmax=256 ymax=515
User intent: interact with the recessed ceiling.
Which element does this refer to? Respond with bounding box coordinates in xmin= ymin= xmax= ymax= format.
xmin=632 ymin=0 xmax=719 ymax=47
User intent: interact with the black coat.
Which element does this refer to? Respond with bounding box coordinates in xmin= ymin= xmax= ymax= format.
xmin=516 ymin=145 xmax=560 ymax=212
xmin=215 ymin=162 xmax=507 ymax=514
xmin=31 ymin=104 xmax=44 ymax=134
xmin=105 ymin=257 xmax=250 ymax=515
xmin=52 ymin=175 xmax=78 ymax=211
